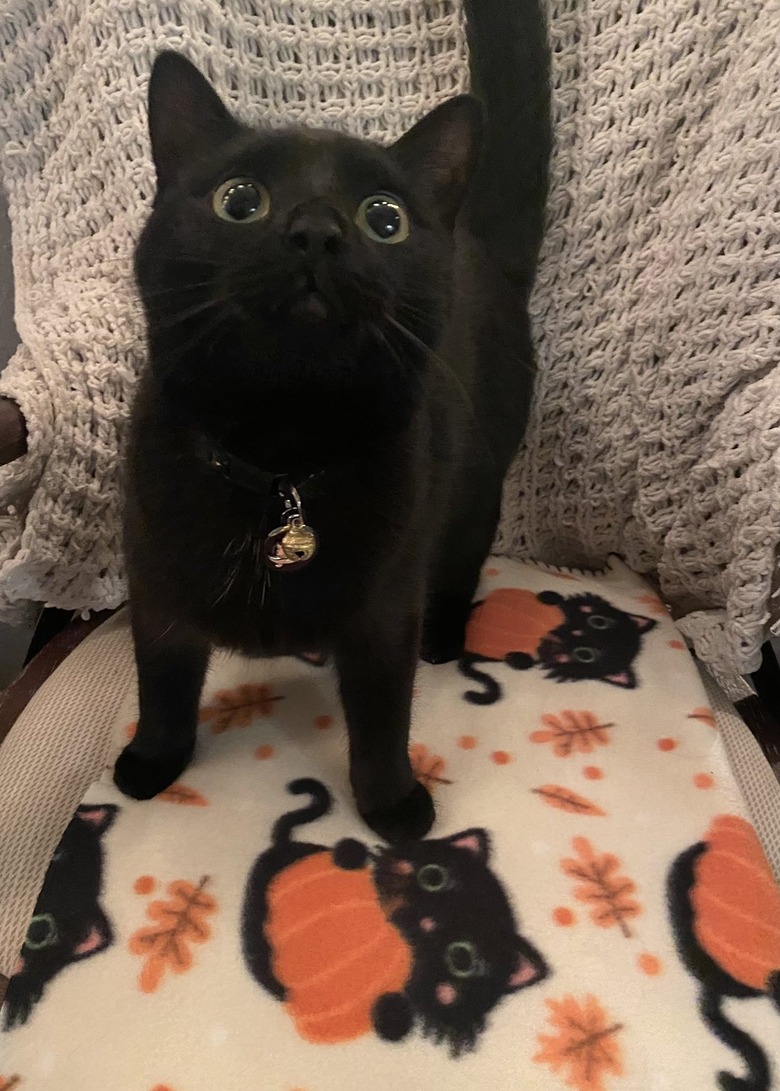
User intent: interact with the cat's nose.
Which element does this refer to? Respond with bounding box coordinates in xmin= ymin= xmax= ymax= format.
xmin=285 ymin=207 xmax=344 ymax=258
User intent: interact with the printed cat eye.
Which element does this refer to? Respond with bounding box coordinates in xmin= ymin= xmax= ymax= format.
xmin=213 ymin=178 xmax=271 ymax=223
xmin=573 ymin=646 xmax=599 ymax=663
xmin=355 ymin=194 xmax=410 ymax=243
xmin=587 ymin=614 xmax=615 ymax=630
xmin=445 ymin=941 xmax=481 ymax=978
xmin=417 ymin=862 xmax=449 ymax=891
xmin=24 ymin=912 xmax=59 ymax=950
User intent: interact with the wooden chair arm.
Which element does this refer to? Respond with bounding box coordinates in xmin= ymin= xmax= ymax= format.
xmin=0 ymin=395 xmax=27 ymax=466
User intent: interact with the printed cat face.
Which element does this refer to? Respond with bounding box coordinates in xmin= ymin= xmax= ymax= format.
xmin=136 ymin=52 xmax=481 ymax=417
xmin=374 ymin=828 xmax=547 ymax=1053
xmin=2 ymin=805 xmax=116 ymax=1031
xmin=538 ymin=594 xmax=656 ymax=688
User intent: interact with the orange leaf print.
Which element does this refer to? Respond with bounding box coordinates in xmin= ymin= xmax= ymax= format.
xmin=688 ymin=707 xmax=716 ymax=729
xmin=562 ymin=837 xmax=641 ymax=937
xmin=199 ymin=684 xmax=283 ymax=734
xmin=157 ymin=783 xmax=208 ymax=806
xmin=410 ymin=743 xmax=452 ymax=792
xmin=0 ymin=1077 xmax=22 ymax=1090
xmin=636 ymin=592 xmax=668 ymax=617
xmin=535 ymin=994 xmax=624 ymax=1091
xmin=530 ymin=711 xmax=615 ymax=757
xmin=533 ymin=785 xmax=606 ymax=817
xmin=129 ymin=877 xmax=217 ymax=993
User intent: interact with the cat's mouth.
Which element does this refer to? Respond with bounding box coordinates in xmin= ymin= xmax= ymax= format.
xmin=286 ymin=273 xmax=331 ymax=324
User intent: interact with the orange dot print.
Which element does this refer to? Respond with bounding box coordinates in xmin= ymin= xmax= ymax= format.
xmin=491 ymin=750 xmax=512 ymax=765
xmin=694 ymin=773 xmax=714 ymax=789
xmin=125 ymin=722 xmax=137 ymax=741
xmin=657 ymin=737 xmax=677 ymax=751
xmin=458 ymin=735 xmax=477 ymax=750
xmin=134 ymin=875 xmax=156 ymax=896
xmin=255 ymin=744 xmax=275 ymax=760
xmin=583 ymin=766 xmax=603 ymax=780
xmin=151 ymin=1085 xmax=175 ymax=1091
xmin=314 ymin=714 xmax=333 ymax=730
xmin=553 ymin=906 xmax=576 ymax=926
xmin=638 ymin=953 xmax=662 ymax=976
xmin=485 ymin=567 xmax=500 ymax=577
xmin=669 ymin=639 xmax=686 ymax=650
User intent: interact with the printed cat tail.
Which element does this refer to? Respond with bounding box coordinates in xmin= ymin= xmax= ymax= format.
xmin=462 ymin=0 xmax=551 ymax=282
xmin=699 ymin=986 xmax=771 ymax=1091
xmin=459 ymin=655 xmax=502 ymax=705
xmin=272 ymin=779 xmax=332 ymax=845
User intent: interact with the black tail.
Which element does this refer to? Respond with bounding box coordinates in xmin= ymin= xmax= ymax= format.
xmin=699 ymin=986 xmax=771 ymax=1091
xmin=463 ymin=0 xmax=552 ymax=283
xmin=271 ymin=778 xmax=331 ymax=845
xmin=459 ymin=655 xmax=503 ymax=705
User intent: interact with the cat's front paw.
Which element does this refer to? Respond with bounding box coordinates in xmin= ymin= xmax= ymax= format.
xmin=360 ymin=783 xmax=435 ymax=843
xmin=113 ymin=743 xmax=193 ymax=800
xmin=420 ymin=596 xmax=470 ymax=664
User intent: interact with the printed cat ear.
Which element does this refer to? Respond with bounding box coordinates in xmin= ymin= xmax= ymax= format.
xmin=72 ymin=911 xmax=112 ymax=959
xmin=630 ymin=614 xmax=657 ymax=634
xmin=390 ymin=95 xmax=483 ymax=229
xmin=448 ymin=828 xmax=490 ymax=860
xmin=604 ymin=669 xmax=636 ymax=688
xmin=507 ymin=941 xmax=548 ymax=993
xmin=76 ymin=804 xmax=118 ymax=834
xmin=147 ymin=51 xmax=245 ymax=189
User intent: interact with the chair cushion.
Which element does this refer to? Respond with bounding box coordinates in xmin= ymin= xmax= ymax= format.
xmin=2 ymin=558 xmax=779 ymax=1090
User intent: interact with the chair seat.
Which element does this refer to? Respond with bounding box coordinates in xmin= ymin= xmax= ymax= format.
xmin=2 ymin=557 xmax=779 ymax=1090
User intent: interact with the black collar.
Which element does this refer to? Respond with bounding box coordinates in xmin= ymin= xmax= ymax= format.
xmin=197 ymin=435 xmax=322 ymax=507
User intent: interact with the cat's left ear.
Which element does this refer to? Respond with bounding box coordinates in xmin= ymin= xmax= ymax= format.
xmin=390 ymin=95 xmax=483 ymax=229
xmin=447 ymin=828 xmax=490 ymax=860
xmin=76 ymin=804 xmax=118 ymax=835
xmin=604 ymin=668 xmax=637 ymax=689
xmin=630 ymin=614 xmax=657 ymax=634
xmin=147 ymin=51 xmax=246 ymax=190
xmin=507 ymin=939 xmax=548 ymax=993
xmin=71 ymin=910 xmax=113 ymax=960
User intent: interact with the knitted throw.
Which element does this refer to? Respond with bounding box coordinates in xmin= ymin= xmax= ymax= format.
xmin=0 ymin=1 xmax=778 ymax=687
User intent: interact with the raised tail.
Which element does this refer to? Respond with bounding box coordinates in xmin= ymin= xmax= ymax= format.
xmin=271 ymin=778 xmax=332 ymax=845
xmin=699 ymin=986 xmax=771 ymax=1091
xmin=463 ymin=0 xmax=552 ymax=284
xmin=459 ymin=655 xmax=503 ymax=705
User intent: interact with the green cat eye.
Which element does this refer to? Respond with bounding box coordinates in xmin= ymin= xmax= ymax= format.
xmin=417 ymin=863 xmax=449 ymax=892
xmin=25 ymin=912 xmax=59 ymax=950
xmin=445 ymin=941 xmax=480 ymax=979
xmin=574 ymin=646 xmax=598 ymax=663
xmin=587 ymin=614 xmax=614 ymax=631
xmin=356 ymin=194 xmax=410 ymax=244
xmin=213 ymin=178 xmax=271 ymax=223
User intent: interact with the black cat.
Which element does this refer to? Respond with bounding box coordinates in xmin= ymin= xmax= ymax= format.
xmin=668 ymin=824 xmax=780 ymax=1091
xmin=2 ymin=804 xmax=117 ymax=1030
xmin=459 ymin=588 xmax=657 ymax=705
xmin=242 ymin=779 xmax=548 ymax=1056
xmin=113 ymin=0 xmax=551 ymax=843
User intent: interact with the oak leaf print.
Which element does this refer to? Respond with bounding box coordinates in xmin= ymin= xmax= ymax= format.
xmin=531 ymin=711 xmax=615 ymax=757
xmin=535 ymin=994 xmax=624 ymax=1091
xmin=158 ymin=783 xmax=208 ymax=806
xmin=130 ymin=877 xmax=217 ymax=993
xmin=688 ymin=707 xmax=716 ymax=729
xmin=199 ymin=684 xmax=283 ymax=734
xmin=562 ymin=837 xmax=640 ymax=937
xmin=533 ymin=785 xmax=606 ymax=817
xmin=410 ymin=743 xmax=452 ymax=792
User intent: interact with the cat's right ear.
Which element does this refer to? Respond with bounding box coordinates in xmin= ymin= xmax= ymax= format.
xmin=148 ymin=51 xmax=244 ymax=189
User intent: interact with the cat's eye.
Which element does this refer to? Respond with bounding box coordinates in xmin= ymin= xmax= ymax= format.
xmin=574 ymin=646 xmax=599 ymax=663
xmin=417 ymin=863 xmax=449 ymax=892
xmin=356 ymin=194 xmax=410 ymax=244
xmin=445 ymin=941 xmax=481 ymax=979
xmin=213 ymin=178 xmax=271 ymax=223
xmin=587 ymin=614 xmax=614 ymax=631
xmin=25 ymin=912 xmax=59 ymax=950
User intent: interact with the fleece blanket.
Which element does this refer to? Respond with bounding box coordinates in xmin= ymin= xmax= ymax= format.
xmin=2 ymin=558 xmax=779 ymax=1091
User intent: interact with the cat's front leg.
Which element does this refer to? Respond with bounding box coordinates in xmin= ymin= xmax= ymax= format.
xmin=114 ymin=605 xmax=209 ymax=800
xmin=336 ymin=607 xmax=434 ymax=843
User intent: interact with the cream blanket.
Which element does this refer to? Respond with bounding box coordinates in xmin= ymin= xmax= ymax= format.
xmin=0 ymin=1 xmax=778 ymax=686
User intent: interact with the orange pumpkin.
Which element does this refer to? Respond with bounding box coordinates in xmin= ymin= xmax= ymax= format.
xmin=691 ymin=815 xmax=780 ymax=992
xmin=264 ymin=851 xmax=412 ymax=1043
xmin=465 ymin=588 xmax=564 ymax=661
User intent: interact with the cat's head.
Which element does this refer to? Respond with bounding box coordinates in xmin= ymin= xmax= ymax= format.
xmin=2 ymin=805 xmax=116 ymax=1031
xmin=135 ymin=51 xmax=481 ymax=420
xmin=537 ymin=592 xmax=656 ymax=687
xmin=374 ymin=828 xmax=547 ymax=1054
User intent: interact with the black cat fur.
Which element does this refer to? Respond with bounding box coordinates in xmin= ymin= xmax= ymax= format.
xmin=114 ymin=0 xmax=550 ymax=841
xmin=242 ymin=779 xmax=548 ymax=1055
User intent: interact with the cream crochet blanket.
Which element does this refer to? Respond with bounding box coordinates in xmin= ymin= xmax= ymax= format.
xmin=0 ymin=0 xmax=778 ymax=688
